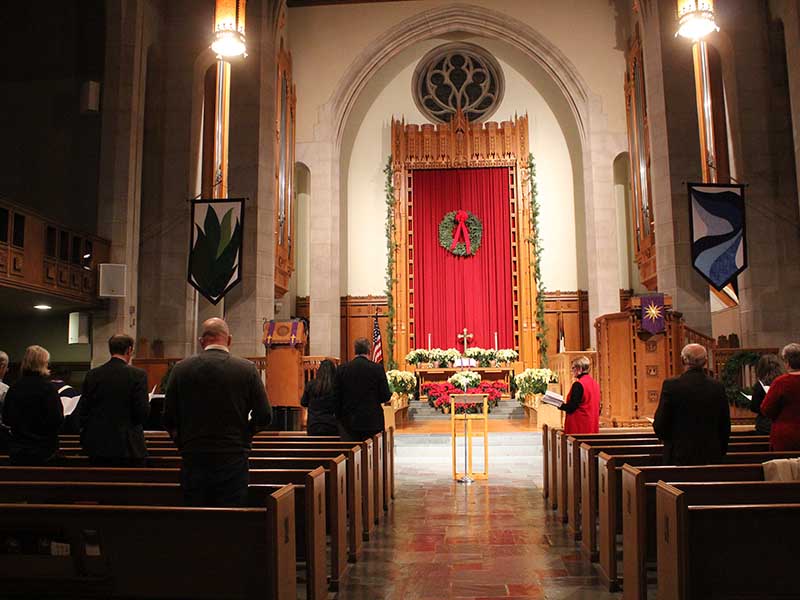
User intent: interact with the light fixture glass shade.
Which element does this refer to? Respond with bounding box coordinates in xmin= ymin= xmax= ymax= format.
xmin=212 ymin=0 xmax=247 ymax=57
xmin=677 ymin=0 xmax=719 ymax=40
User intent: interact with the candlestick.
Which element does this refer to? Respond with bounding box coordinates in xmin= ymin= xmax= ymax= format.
xmin=494 ymin=331 xmax=499 ymax=352
xmin=428 ymin=333 xmax=432 ymax=350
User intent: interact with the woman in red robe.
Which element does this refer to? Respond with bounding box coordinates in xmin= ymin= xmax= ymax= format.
xmin=761 ymin=343 xmax=800 ymax=450
xmin=559 ymin=356 xmax=600 ymax=434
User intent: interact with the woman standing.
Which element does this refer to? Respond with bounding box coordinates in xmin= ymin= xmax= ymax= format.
xmin=748 ymin=354 xmax=785 ymax=435
xmin=301 ymin=359 xmax=339 ymax=436
xmin=761 ymin=343 xmax=800 ymax=450
xmin=1 ymin=345 xmax=64 ymax=465
xmin=559 ymin=356 xmax=601 ymax=434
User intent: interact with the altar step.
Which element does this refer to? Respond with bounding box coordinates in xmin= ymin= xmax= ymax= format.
xmin=409 ymin=400 xmax=526 ymax=420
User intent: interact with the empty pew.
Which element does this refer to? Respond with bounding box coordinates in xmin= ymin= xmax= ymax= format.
xmin=656 ymin=481 xmax=800 ymax=599
xmin=578 ymin=440 xmax=770 ymax=562
xmin=0 ymin=464 xmax=328 ymax=599
xmin=0 ymin=483 xmax=296 ymax=600
xmin=620 ymin=456 xmax=800 ymax=600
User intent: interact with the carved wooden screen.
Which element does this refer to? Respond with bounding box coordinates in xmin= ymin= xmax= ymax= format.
xmin=624 ymin=27 xmax=657 ymax=290
xmin=389 ymin=111 xmax=540 ymax=369
xmin=274 ymin=40 xmax=296 ymax=297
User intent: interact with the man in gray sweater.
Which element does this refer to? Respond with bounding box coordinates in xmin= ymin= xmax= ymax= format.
xmin=164 ymin=318 xmax=272 ymax=506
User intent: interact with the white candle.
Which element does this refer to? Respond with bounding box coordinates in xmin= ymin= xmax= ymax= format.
xmin=494 ymin=331 xmax=499 ymax=352
xmin=428 ymin=333 xmax=432 ymax=350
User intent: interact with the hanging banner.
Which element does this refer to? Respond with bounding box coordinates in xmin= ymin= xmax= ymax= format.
xmin=688 ymin=183 xmax=747 ymax=291
xmin=188 ymin=198 xmax=245 ymax=305
xmin=640 ymin=293 xmax=665 ymax=336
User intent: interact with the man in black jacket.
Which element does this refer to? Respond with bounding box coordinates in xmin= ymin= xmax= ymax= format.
xmin=337 ymin=337 xmax=391 ymax=442
xmin=164 ymin=318 xmax=272 ymax=507
xmin=80 ymin=334 xmax=149 ymax=466
xmin=653 ymin=343 xmax=731 ymax=465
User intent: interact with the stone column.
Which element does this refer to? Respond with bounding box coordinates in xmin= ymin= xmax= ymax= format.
xmin=223 ymin=0 xmax=278 ymax=358
xmin=642 ymin=0 xmax=712 ymax=335
xmin=297 ymin=131 xmax=341 ymax=359
xmin=92 ymin=0 xmax=147 ymax=366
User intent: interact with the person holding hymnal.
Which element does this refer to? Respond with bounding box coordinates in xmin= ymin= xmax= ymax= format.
xmin=558 ymin=356 xmax=600 ymax=434
xmin=748 ymin=354 xmax=784 ymax=435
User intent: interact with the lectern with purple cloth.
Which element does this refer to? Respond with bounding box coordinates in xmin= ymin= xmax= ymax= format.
xmin=262 ymin=319 xmax=306 ymax=408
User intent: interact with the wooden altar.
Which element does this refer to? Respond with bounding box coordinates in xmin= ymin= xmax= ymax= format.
xmin=416 ymin=366 xmax=514 ymax=401
xmin=389 ymin=111 xmax=540 ymax=370
xmin=595 ymin=296 xmax=715 ymax=426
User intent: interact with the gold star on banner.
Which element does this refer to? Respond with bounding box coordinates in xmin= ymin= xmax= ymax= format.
xmin=644 ymin=303 xmax=663 ymax=321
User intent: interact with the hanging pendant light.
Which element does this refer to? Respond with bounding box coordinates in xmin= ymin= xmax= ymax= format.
xmin=676 ymin=0 xmax=719 ymax=40
xmin=212 ymin=0 xmax=247 ymax=58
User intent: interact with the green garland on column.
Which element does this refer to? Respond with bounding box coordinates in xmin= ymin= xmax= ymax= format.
xmin=383 ymin=157 xmax=397 ymax=369
xmin=527 ymin=153 xmax=549 ymax=366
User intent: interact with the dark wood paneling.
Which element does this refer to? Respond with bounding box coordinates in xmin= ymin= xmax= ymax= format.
xmin=543 ymin=290 xmax=590 ymax=355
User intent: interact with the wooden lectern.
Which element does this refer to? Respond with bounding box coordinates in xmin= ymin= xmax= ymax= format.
xmin=263 ymin=319 xmax=307 ymax=407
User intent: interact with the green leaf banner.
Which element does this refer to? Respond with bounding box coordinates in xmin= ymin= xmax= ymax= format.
xmin=188 ymin=198 xmax=245 ymax=305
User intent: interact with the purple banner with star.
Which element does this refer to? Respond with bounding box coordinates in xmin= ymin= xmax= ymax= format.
xmin=640 ymin=294 xmax=665 ymax=335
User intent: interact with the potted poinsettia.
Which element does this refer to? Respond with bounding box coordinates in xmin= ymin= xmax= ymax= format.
xmin=386 ymin=369 xmax=416 ymax=409
xmin=448 ymin=370 xmax=481 ymax=390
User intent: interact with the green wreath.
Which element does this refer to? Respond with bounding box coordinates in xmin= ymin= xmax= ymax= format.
xmin=720 ymin=350 xmax=760 ymax=406
xmin=438 ymin=210 xmax=482 ymax=257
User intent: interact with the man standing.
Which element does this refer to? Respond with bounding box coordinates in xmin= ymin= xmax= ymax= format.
xmin=79 ymin=335 xmax=149 ymax=466
xmin=0 ymin=351 xmax=9 ymax=407
xmin=164 ymin=318 xmax=272 ymax=507
xmin=337 ymin=337 xmax=391 ymax=442
xmin=653 ymin=343 xmax=730 ymax=465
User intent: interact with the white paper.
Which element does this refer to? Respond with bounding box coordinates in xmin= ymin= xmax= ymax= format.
xmin=740 ymin=391 xmax=752 ymax=402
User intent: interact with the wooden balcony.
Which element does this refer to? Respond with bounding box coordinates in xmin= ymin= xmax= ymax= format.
xmin=0 ymin=200 xmax=110 ymax=306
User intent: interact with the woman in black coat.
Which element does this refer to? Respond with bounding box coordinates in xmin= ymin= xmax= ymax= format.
xmin=2 ymin=345 xmax=64 ymax=465
xmin=301 ymin=359 xmax=339 ymax=436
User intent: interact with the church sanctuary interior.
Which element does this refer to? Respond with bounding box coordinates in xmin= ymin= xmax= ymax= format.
xmin=2 ymin=0 xmax=800 ymax=598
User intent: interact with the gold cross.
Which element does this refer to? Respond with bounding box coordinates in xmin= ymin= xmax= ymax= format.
xmin=457 ymin=327 xmax=474 ymax=354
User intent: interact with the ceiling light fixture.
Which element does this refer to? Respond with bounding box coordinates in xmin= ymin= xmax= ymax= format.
xmin=34 ymin=304 xmax=52 ymax=311
xmin=212 ymin=0 xmax=247 ymax=58
xmin=676 ymin=0 xmax=719 ymax=40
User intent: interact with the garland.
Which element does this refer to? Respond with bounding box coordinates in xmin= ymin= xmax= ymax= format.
xmin=383 ymin=157 xmax=397 ymax=369
xmin=721 ymin=350 xmax=760 ymax=406
xmin=438 ymin=210 xmax=483 ymax=256
xmin=527 ymin=154 xmax=548 ymax=365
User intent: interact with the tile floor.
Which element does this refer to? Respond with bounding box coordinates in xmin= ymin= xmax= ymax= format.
xmin=333 ymin=435 xmax=622 ymax=599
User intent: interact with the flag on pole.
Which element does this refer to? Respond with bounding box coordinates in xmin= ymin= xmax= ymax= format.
xmin=371 ymin=314 xmax=384 ymax=364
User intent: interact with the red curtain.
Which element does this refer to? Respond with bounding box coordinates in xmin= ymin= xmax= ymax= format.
xmin=413 ymin=168 xmax=513 ymax=351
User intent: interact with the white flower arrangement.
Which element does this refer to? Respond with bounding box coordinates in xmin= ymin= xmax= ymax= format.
xmin=514 ymin=368 xmax=559 ymax=399
xmin=442 ymin=348 xmax=462 ymax=364
xmin=448 ymin=370 xmax=482 ymax=389
xmin=496 ymin=349 xmax=519 ymax=364
xmin=405 ymin=349 xmax=429 ymax=365
xmin=386 ymin=369 xmax=417 ymax=394
xmin=465 ymin=347 xmax=496 ymax=366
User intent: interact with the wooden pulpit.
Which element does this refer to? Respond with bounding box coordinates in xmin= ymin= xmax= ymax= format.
xmin=595 ymin=296 xmax=687 ymax=426
xmin=263 ymin=319 xmax=307 ymax=407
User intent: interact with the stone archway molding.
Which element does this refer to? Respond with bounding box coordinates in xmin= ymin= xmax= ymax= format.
xmin=326 ymin=2 xmax=593 ymax=150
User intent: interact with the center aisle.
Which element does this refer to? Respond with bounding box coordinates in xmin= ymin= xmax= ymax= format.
xmin=333 ymin=433 xmax=622 ymax=599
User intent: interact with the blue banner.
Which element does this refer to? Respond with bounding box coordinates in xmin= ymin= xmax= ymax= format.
xmin=688 ymin=183 xmax=747 ymax=290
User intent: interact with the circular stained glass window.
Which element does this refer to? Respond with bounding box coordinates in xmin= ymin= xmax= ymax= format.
xmin=412 ymin=43 xmax=504 ymax=124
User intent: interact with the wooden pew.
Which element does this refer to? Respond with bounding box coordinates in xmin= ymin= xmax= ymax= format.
xmin=0 ymin=484 xmax=297 ymax=600
xmin=620 ymin=456 xmax=800 ymax=600
xmin=656 ymin=481 xmax=800 ymax=599
xmin=0 ymin=463 xmax=330 ymax=599
xmin=542 ymin=424 xmax=549 ymax=500
xmin=578 ymin=440 xmax=770 ymax=562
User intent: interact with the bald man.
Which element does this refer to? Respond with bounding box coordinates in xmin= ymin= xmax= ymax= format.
xmin=653 ymin=343 xmax=730 ymax=465
xmin=164 ymin=318 xmax=272 ymax=506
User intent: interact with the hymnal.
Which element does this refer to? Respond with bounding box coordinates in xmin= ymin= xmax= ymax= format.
xmin=541 ymin=390 xmax=564 ymax=407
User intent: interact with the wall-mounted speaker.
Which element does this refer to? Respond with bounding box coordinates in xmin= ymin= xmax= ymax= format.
xmin=98 ymin=263 xmax=127 ymax=298
xmin=68 ymin=312 xmax=90 ymax=344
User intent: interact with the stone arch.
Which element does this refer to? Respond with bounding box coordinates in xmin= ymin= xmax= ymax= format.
xmin=327 ymin=3 xmax=593 ymax=150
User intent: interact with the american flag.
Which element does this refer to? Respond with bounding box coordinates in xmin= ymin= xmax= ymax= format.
xmin=371 ymin=314 xmax=383 ymax=364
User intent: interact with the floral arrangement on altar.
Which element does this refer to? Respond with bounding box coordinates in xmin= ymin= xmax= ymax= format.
xmin=448 ymin=370 xmax=482 ymax=389
xmin=496 ymin=349 xmax=519 ymax=364
xmin=405 ymin=347 xmax=518 ymax=367
xmin=465 ymin=347 xmax=495 ymax=367
xmin=421 ymin=380 xmax=508 ymax=413
xmin=514 ymin=368 xmax=559 ymax=401
xmin=386 ymin=370 xmax=417 ymax=395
